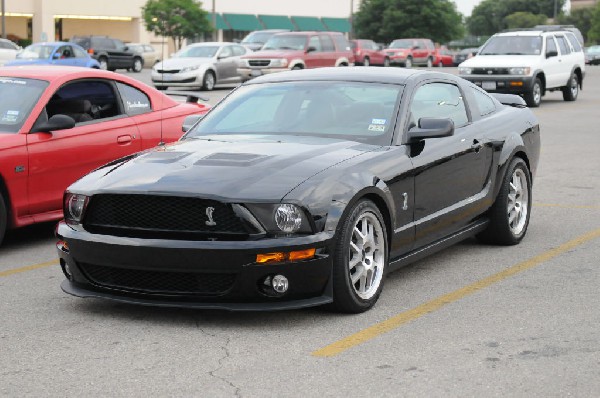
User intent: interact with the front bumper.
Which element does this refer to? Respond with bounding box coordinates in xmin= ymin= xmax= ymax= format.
xmin=151 ymin=70 xmax=202 ymax=87
xmin=56 ymin=221 xmax=335 ymax=311
xmin=460 ymin=75 xmax=536 ymax=95
xmin=238 ymin=67 xmax=288 ymax=81
xmin=386 ymin=54 xmax=408 ymax=65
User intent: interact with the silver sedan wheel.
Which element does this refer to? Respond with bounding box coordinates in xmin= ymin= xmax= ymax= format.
xmin=508 ymin=168 xmax=529 ymax=236
xmin=348 ymin=212 xmax=385 ymax=300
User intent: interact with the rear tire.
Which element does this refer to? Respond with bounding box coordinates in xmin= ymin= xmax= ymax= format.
xmin=524 ymin=78 xmax=542 ymax=107
xmin=330 ymin=199 xmax=388 ymax=313
xmin=477 ymin=158 xmax=532 ymax=245
xmin=404 ymin=57 xmax=413 ymax=68
xmin=383 ymin=57 xmax=390 ymax=67
xmin=132 ymin=57 xmax=143 ymax=73
xmin=0 ymin=194 xmax=7 ymax=246
xmin=562 ymin=73 xmax=579 ymax=101
xmin=98 ymin=57 xmax=108 ymax=70
xmin=363 ymin=57 xmax=370 ymax=67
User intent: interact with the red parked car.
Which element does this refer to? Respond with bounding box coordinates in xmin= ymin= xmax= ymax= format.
xmin=350 ymin=39 xmax=390 ymax=66
xmin=0 ymin=66 xmax=209 ymax=244
xmin=433 ymin=47 xmax=454 ymax=67
xmin=383 ymin=38 xmax=436 ymax=68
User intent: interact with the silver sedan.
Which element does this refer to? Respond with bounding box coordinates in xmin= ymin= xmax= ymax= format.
xmin=151 ymin=42 xmax=249 ymax=91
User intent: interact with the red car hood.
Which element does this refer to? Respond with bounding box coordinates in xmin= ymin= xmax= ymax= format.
xmin=241 ymin=49 xmax=304 ymax=59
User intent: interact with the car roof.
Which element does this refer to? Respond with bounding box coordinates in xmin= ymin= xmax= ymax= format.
xmin=188 ymin=42 xmax=234 ymax=47
xmin=246 ymin=66 xmax=449 ymax=86
xmin=0 ymin=66 xmax=120 ymax=81
xmin=496 ymin=30 xmax=545 ymax=37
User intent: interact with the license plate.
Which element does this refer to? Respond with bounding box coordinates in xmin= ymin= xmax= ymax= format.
xmin=162 ymin=74 xmax=172 ymax=81
xmin=482 ymin=81 xmax=496 ymax=90
xmin=251 ymin=70 xmax=262 ymax=77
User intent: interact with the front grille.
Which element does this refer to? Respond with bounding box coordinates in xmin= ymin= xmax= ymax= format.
xmin=84 ymin=194 xmax=251 ymax=240
xmin=472 ymin=67 xmax=510 ymax=75
xmin=248 ymin=60 xmax=270 ymax=67
xmin=156 ymin=69 xmax=180 ymax=74
xmin=80 ymin=262 xmax=236 ymax=295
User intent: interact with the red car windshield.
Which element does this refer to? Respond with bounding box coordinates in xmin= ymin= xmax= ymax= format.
xmin=389 ymin=40 xmax=414 ymax=49
xmin=263 ymin=35 xmax=307 ymax=51
xmin=0 ymin=77 xmax=48 ymax=134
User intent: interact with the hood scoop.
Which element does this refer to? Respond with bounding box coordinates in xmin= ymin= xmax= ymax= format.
xmin=136 ymin=152 xmax=191 ymax=164
xmin=195 ymin=152 xmax=271 ymax=167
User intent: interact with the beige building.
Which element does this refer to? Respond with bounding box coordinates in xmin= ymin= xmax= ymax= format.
xmin=1 ymin=0 xmax=361 ymax=50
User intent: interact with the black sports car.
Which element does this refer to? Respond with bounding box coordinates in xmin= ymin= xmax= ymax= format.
xmin=56 ymin=68 xmax=540 ymax=313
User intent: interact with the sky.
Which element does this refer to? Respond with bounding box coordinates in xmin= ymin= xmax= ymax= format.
xmin=454 ymin=0 xmax=483 ymax=16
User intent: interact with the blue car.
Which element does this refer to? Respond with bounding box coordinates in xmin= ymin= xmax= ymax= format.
xmin=6 ymin=41 xmax=100 ymax=68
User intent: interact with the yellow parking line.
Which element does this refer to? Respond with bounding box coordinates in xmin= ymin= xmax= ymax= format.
xmin=0 ymin=259 xmax=59 ymax=278
xmin=534 ymin=203 xmax=600 ymax=209
xmin=312 ymin=227 xmax=600 ymax=358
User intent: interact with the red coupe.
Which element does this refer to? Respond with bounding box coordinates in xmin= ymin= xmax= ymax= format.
xmin=0 ymin=66 xmax=209 ymax=244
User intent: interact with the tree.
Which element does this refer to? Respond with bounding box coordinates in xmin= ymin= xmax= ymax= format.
xmin=467 ymin=0 xmax=567 ymax=36
xmin=504 ymin=12 xmax=548 ymax=30
xmin=142 ymin=0 xmax=212 ymax=50
xmin=589 ymin=2 xmax=600 ymax=44
xmin=557 ymin=7 xmax=593 ymax=44
xmin=353 ymin=0 xmax=464 ymax=45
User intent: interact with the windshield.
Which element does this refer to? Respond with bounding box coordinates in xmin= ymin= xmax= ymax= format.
xmin=587 ymin=46 xmax=600 ymax=54
xmin=389 ymin=40 xmax=413 ymax=49
xmin=242 ymin=32 xmax=275 ymax=44
xmin=0 ymin=77 xmax=48 ymax=133
xmin=184 ymin=81 xmax=403 ymax=145
xmin=263 ymin=35 xmax=307 ymax=51
xmin=175 ymin=46 xmax=219 ymax=58
xmin=479 ymin=36 xmax=542 ymax=55
xmin=17 ymin=44 xmax=55 ymax=59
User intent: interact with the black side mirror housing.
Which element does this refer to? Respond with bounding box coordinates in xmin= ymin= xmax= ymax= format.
xmin=31 ymin=114 xmax=76 ymax=133
xmin=546 ymin=50 xmax=558 ymax=58
xmin=407 ymin=118 xmax=454 ymax=142
xmin=306 ymin=46 xmax=317 ymax=53
xmin=182 ymin=114 xmax=204 ymax=132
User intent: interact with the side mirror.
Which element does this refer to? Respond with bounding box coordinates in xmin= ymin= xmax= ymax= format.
xmin=182 ymin=114 xmax=204 ymax=132
xmin=123 ymin=46 xmax=129 ymax=51
xmin=412 ymin=45 xmax=421 ymax=50
xmin=546 ymin=50 xmax=558 ymax=58
xmin=31 ymin=114 xmax=76 ymax=133
xmin=52 ymin=53 xmax=61 ymax=59
xmin=306 ymin=46 xmax=317 ymax=53
xmin=407 ymin=118 xmax=454 ymax=142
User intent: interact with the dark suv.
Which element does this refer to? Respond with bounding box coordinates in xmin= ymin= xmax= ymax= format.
xmin=70 ymin=36 xmax=143 ymax=72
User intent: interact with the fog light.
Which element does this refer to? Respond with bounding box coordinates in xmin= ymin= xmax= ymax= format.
xmin=272 ymin=275 xmax=288 ymax=293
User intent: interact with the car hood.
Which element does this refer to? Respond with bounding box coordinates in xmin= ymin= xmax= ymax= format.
xmin=73 ymin=135 xmax=377 ymax=202
xmin=242 ymin=49 xmax=304 ymax=59
xmin=156 ymin=57 xmax=213 ymax=69
xmin=460 ymin=55 xmax=541 ymax=68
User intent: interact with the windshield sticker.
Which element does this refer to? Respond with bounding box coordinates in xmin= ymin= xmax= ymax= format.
xmin=371 ymin=118 xmax=387 ymax=125
xmin=1 ymin=112 xmax=18 ymax=123
xmin=368 ymin=124 xmax=385 ymax=132
xmin=0 ymin=78 xmax=27 ymax=85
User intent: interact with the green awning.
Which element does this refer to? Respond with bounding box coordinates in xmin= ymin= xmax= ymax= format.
xmin=223 ymin=13 xmax=263 ymax=31
xmin=206 ymin=13 xmax=229 ymax=30
xmin=258 ymin=15 xmax=295 ymax=30
xmin=291 ymin=16 xmax=327 ymax=32
xmin=321 ymin=17 xmax=351 ymax=33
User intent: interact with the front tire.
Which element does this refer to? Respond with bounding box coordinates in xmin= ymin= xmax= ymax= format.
xmin=426 ymin=57 xmax=433 ymax=68
xmin=562 ymin=73 xmax=579 ymax=101
xmin=98 ymin=57 xmax=108 ymax=70
xmin=330 ymin=199 xmax=388 ymax=313
xmin=383 ymin=57 xmax=390 ymax=67
xmin=477 ymin=158 xmax=532 ymax=245
xmin=201 ymin=70 xmax=216 ymax=91
xmin=524 ymin=78 xmax=542 ymax=107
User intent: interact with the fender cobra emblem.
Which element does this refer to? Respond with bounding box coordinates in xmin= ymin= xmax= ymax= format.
xmin=205 ymin=207 xmax=217 ymax=226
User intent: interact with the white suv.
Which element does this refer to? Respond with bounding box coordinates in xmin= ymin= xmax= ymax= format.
xmin=0 ymin=38 xmax=20 ymax=66
xmin=458 ymin=28 xmax=585 ymax=107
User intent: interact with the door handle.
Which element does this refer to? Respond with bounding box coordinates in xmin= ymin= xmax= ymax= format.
xmin=117 ymin=135 xmax=133 ymax=144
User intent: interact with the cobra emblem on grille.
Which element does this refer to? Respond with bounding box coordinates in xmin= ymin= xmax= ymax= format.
xmin=205 ymin=207 xmax=217 ymax=226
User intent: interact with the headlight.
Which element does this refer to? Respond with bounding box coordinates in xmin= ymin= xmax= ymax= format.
xmin=270 ymin=58 xmax=288 ymax=67
xmin=64 ymin=193 xmax=90 ymax=223
xmin=458 ymin=67 xmax=472 ymax=75
xmin=508 ymin=67 xmax=531 ymax=76
xmin=244 ymin=203 xmax=313 ymax=235
xmin=180 ymin=65 xmax=201 ymax=73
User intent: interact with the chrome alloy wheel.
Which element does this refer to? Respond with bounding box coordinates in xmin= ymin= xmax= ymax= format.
xmin=532 ymin=82 xmax=542 ymax=105
xmin=348 ymin=212 xmax=385 ymax=300
xmin=507 ymin=168 xmax=529 ymax=235
xmin=570 ymin=76 xmax=579 ymax=98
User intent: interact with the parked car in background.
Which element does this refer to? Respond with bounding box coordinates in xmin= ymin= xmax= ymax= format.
xmin=152 ymin=42 xmax=249 ymax=91
xmin=433 ymin=47 xmax=454 ymax=67
xmin=70 ymin=35 xmax=143 ymax=72
xmin=383 ymin=38 xmax=436 ymax=67
xmin=127 ymin=43 xmax=161 ymax=68
xmin=0 ymin=38 xmax=20 ymax=66
xmin=0 ymin=66 xmax=209 ymax=245
xmin=55 ymin=67 xmax=540 ymax=313
xmin=453 ymin=47 xmax=479 ymax=66
xmin=350 ymin=39 xmax=390 ymax=66
xmin=585 ymin=45 xmax=600 ymax=65
xmin=238 ymin=31 xmax=354 ymax=81
xmin=6 ymin=42 xmax=100 ymax=68
xmin=459 ymin=28 xmax=585 ymax=107
xmin=241 ymin=29 xmax=290 ymax=51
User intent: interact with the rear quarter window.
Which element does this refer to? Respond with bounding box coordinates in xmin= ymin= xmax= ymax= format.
xmin=116 ymin=82 xmax=152 ymax=116
xmin=470 ymin=87 xmax=496 ymax=116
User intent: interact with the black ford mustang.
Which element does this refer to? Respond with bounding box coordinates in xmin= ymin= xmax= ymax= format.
xmin=56 ymin=68 xmax=540 ymax=313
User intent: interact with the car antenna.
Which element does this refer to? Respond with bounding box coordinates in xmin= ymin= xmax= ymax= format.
xmin=158 ymin=20 xmax=166 ymax=147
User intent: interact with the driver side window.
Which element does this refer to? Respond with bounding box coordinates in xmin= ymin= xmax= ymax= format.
xmin=410 ymin=83 xmax=468 ymax=128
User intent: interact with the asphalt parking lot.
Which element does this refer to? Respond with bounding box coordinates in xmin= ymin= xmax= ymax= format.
xmin=1 ymin=66 xmax=599 ymax=397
